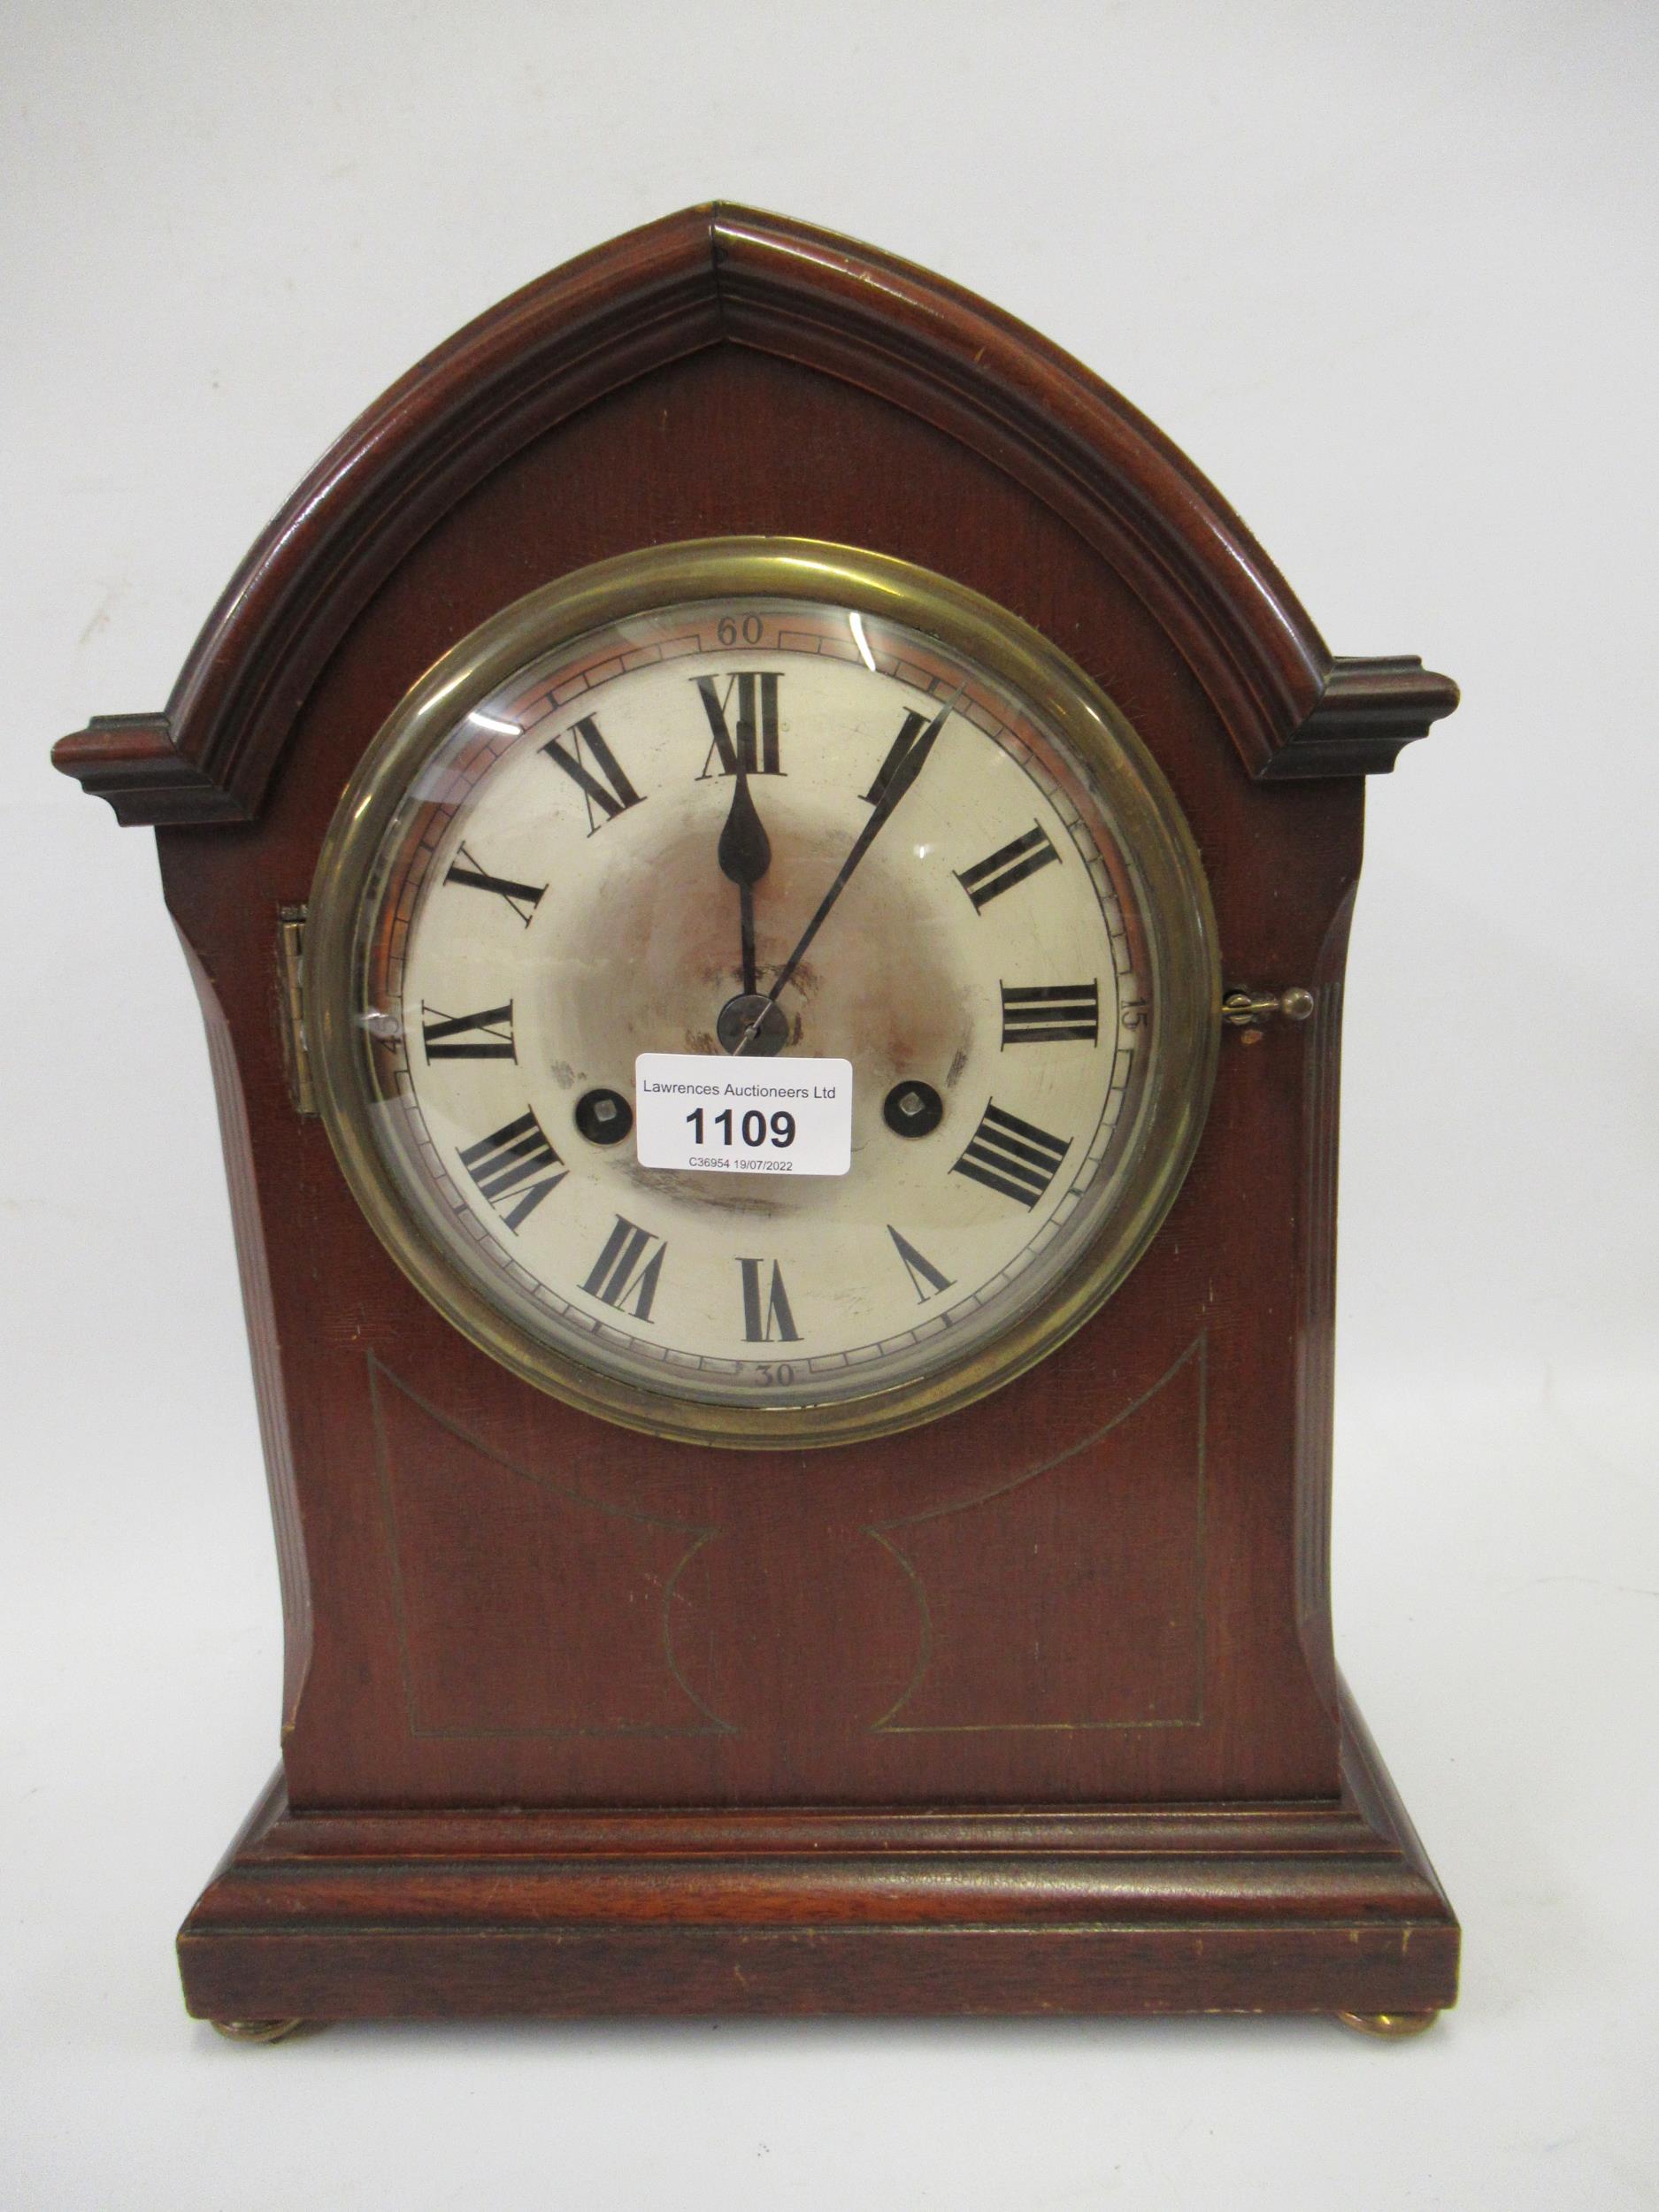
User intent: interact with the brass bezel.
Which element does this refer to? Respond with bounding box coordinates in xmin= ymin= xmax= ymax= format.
xmin=307 ymin=539 xmax=1220 ymax=1448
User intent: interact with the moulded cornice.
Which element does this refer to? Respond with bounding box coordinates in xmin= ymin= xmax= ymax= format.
xmin=53 ymin=205 xmax=1455 ymax=826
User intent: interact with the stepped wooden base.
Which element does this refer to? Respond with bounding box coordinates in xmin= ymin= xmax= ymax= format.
xmin=180 ymin=1686 xmax=1456 ymax=2027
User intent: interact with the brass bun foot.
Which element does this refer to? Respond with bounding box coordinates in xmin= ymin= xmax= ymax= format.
xmin=208 ymin=2016 xmax=309 ymax=2044
xmin=1335 ymin=2009 xmax=1440 ymax=2039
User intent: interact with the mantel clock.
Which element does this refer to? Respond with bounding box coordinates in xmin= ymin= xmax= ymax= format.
xmin=55 ymin=207 xmax=1461 ymax=2036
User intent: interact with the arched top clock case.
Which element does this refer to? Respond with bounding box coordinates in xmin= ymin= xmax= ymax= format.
xmin=56 ymin=205 xmax=1460 ymax=2032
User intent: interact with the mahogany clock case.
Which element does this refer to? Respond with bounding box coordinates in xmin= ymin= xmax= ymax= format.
xmin=54 ymin=205 xmax=1460 ymax=2028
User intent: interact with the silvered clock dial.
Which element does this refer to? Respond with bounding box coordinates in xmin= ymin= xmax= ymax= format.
xmin=307 ymin=540 xmax=1219 ymax=1445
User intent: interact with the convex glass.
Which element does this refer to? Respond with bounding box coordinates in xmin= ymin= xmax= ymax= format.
xmin=308 ymin=543 xmax=1218 ymax=1444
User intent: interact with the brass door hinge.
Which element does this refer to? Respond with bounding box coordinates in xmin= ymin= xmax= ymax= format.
xmin=278 ymin=906 xmax=317 ymax=1116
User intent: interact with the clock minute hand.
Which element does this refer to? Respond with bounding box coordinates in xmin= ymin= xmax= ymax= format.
xmin=716 ymin=705 xmax=772 ymax=998
xmin=733 ymin=684 xmax=964 ymax=1053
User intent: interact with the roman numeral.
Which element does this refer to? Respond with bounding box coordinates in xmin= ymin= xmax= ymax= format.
xmin=444 ymin=842 xmax=546 ymax=926
xmin=420 ymin=1002 xmax=515 ymax=1061
xmin=695 ymin=673 xmax=782 ymax=778
xmin=1000 ymin=981 xmax=1100 ymax=1046
xmin=863 ymin=709 xmax=931 ymax=807
xmin=887 ymin=1226 xmax=953 ymax=1303
xmin=951 ymin=1102 xmax=1071 ymax=1209
xmin=581 ymin=1216 xmax=666 ymax=1321
xmin=956 ymin=824 xmax=1061 ymax=910
xmin=541 ymin=715 xmax=642 ymax=832
xmin=738 ymin=1257 xmax=802 ymax=1343
xmin=457 ymin=1110 xmax=566 ymax=1231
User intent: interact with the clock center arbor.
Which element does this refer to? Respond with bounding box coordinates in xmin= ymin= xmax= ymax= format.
xmin=54 ymin=205 xmax=1459 ymax=2030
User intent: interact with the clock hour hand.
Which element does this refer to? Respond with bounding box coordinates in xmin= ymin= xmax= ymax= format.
xmin=717 ymin=711 xmax=772 ymax=998
xmin=734 ymin=683 xmax=963 ymax=1053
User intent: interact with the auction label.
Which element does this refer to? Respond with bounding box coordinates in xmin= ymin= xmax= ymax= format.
xmin=634 ymin=1054 xmax=852 ymax=1176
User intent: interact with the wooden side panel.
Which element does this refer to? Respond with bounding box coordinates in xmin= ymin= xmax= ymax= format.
xmin=1294 ymin=887 xmax=1360 ymax=1717
xmin=180 ymin=931 xmax=313 ymax=1732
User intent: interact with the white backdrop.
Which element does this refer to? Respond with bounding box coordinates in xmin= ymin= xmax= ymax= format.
xmin=4 ymin=3 xmax=1656 ymax=2207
